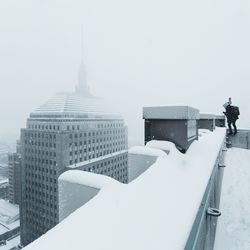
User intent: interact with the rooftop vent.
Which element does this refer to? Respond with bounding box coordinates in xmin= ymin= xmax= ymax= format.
xmin=143 ymin=106 xmax=200 ymax=153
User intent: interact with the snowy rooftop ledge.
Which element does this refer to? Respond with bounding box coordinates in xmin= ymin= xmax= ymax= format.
xmin=24 ymin=128 xmax=226 ymax=250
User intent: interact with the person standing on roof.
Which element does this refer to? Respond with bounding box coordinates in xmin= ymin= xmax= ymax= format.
xmin=223 ymin=97 xmax=240 ymax=135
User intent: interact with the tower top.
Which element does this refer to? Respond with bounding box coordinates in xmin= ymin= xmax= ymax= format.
xmin=75 ymin=28 xmax=91 ymax=97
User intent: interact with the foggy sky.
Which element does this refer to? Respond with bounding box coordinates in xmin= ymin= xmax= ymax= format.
xmin=1 ymin=0 xmax=250 ymax=145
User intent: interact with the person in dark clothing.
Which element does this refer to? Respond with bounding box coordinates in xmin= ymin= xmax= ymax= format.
xmin=223 ymin=101 xmax=239 ymax=135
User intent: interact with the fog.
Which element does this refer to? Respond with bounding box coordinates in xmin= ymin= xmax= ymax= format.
xmin=1 ymin=0 xmax=250 ymax=145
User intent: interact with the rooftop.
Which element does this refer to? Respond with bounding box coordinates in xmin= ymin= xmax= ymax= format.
xmin=0 ymin=199 xmax=19 ymax=225
xmin=0 ymin=200 xmax=19 ymax=235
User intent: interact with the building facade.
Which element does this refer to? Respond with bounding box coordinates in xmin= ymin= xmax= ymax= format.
xmin=8 ymin=152 xmax=21 ymax=205
xmin=20 ymin=70 xmax=128 ymax=246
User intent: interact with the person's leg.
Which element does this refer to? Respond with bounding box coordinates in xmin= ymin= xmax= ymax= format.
xmin=233 ymin=121 xmax=237 ymax=134
xmin=228 ymin=121 xmax=233 ymax=134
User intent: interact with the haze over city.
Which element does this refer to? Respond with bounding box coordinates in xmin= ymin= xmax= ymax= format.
xmin=1 ymin=0 xmax=250 ymax=144
xmin=1 ymin=1 xmax=250 ymax=250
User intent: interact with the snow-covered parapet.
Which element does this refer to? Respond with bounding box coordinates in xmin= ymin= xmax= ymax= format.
xmin=146 ymin=140 xmax=178 ymax=155
xmin=23 ymin=128 xmax=226 ymax=250
xmin=59 ymin=170 xmax=120 ymax=222
xmin=128 ymin=142 xmax=180 ymax=182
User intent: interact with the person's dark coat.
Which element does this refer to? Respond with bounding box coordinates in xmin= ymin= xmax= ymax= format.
xmin=224 ymin=105 xmax=238 ymax=123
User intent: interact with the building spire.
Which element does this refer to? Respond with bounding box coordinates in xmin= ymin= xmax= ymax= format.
xmin=75 ymin=27 xmax=91 ymax=97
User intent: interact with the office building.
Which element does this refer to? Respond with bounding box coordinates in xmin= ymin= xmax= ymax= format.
xmin=8 ymin=152 xmax=21 ymax=205
xmin=20 ymin=63 xmax=128 ymax=246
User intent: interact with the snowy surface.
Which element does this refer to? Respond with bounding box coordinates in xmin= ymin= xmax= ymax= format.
xmin=0 ymin=200 xmax=19 ymax=235
xmin=0 ymin=235 xmax=20 ymax=250
xmin=214 ymin=148 xmax=250 ymax=250
xmin=128 ymin=145 xmax=167 ymax=157
xmin=143 ymin=106 xmax=199 ymax=119
xmin=146 ymin=140 xmax=178 ymax=155
xmin=199 ymin=113 xmax=215 ymax=119
xmin=24 ymin=128 xmax=226 ymax=250
xmin=215 ymin=114 xmax=225 ymax=119
xmin=59 ymin=170 xmax=120 ymax=189
xmin=0 ymin=199 xmax=19 ymax=224
xmin=0 ymin=179 xmax=8 ymax=186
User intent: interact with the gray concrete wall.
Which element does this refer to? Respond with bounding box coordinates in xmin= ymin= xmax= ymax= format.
xmin=59 ymin=179 xmax=100 ymax=222
xmin=230 ymin=129 xmax=250 ymax=149
xmin=128 ymin=154 xmax=158 ymax=182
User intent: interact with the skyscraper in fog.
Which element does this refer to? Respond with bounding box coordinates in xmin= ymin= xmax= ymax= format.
xmin=20 ymin=62 xmax=128 ymax=246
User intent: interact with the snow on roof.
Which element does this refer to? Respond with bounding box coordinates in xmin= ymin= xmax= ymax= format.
xmin=198 ymin=129 xmax=211 ymax=136
xmin=199 ymin=113 xmax=215 ymax=119
xmin=24 ymin=128 xmax=226 ymax=250
xmin=0 ymin=200 xmax=19 ymax=224
xmin=143 ymin=106 xmax=199 ymax=120
xmin=59 ymin=170 xmax=120 ymax=190
xmin=0 ymin=200 xmax=19 ymax=234
xmin=0 ymin=220 xmax=19 ymax=235
xmin=146 ymin=140 xmax=178 ymax=155
xmin=29 ymin=92 xmax=121 ymax=119
xmin=128 ymin=146 xmax=167 ymax=157
xmin=0 ymin=235 xmax=20 ymax=250
xmin=215 ymin=114 xmax=224 ymax=117
xmin=0 ymin=179 xmax=8 ymax=186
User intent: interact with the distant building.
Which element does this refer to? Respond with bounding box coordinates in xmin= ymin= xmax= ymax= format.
xmin=0 ymin=164 xmax=9 ymax=179
xmin=8 ymin=152 xmax=21 ymax=205
xmin=20 ymin=63 xmax=128 ymax=246
xmin=16 ymin=140 xmax=21 ymax=154
xmin=0 ymin=179 xmax=9 ymax=200
xmin=0 ymin=199 xmax=20 ymax=241
xmin=0 ymin=144 xmax=10 ymax=166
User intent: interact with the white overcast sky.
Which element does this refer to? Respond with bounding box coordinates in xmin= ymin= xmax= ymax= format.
xmin=0 ymin=0 xmax=250 ymax=145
